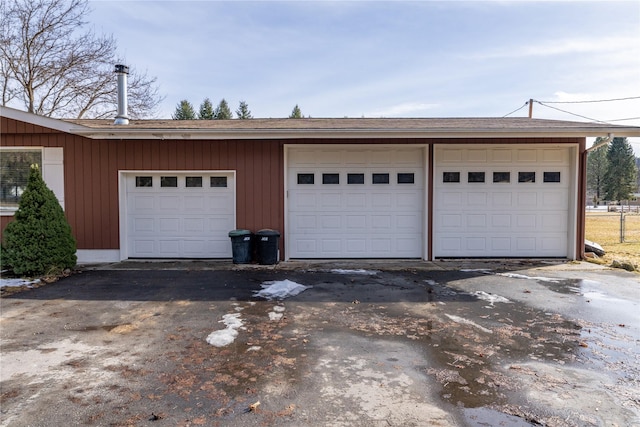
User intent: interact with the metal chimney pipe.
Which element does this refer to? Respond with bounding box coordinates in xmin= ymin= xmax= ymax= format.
xmin=114 ymin=64 xmax=129 ymax=125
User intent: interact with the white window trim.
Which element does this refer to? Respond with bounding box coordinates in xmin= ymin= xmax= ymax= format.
xmin=0 ymin=147 xmax=64 ymax=216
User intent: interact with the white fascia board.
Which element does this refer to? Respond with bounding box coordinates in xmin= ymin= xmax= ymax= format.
xmin=70 ymin=127 xmax=640 ymax=140
xmin=0 ymin=106 xmax=93 ymax=134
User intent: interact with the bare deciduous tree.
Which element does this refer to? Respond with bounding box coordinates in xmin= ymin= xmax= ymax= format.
xmin=0 ymin=0 xmax=163 ymax=119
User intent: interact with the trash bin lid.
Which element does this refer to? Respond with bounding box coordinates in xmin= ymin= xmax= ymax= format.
xmin=228 ymin=229 xmax=252 ymax=237
xmin=256 ymin=229 xmax=280 ymax=237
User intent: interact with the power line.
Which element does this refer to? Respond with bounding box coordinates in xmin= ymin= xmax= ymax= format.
xmin=534 ymin=101 xmax=611 ymax=123
xmin=538 ymin=96 xmax=640 ymax=104
xmin=502 ymin=101 xmax=529 ymax=118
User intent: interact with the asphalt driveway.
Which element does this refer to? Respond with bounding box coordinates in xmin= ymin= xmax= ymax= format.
xmin=1 ymin=260 xmax=639 ymax=427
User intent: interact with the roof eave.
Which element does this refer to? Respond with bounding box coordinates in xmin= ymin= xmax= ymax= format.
xmin=70 ymin=127 xmax=640 ymax=140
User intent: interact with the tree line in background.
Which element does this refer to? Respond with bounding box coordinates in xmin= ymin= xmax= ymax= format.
xmin=172 ymin=99 xmax=304 ymax=120
xmin=587 ymin=137 xmax=639 ymax=204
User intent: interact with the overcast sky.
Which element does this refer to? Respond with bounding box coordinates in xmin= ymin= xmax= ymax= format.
xmin=88 ymin=0 xmax=640 ymax=153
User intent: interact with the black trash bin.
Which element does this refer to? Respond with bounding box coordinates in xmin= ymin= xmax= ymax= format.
xmin=228 ymin=229 xmax=253 ymax=264
xmin=256 ymin=229 xmax=280 ymax=265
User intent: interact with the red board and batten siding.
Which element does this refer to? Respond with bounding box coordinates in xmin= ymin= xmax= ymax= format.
xmin=1 ymin=116 xmax=285 ymax=254
xmin=1 ymin=115 xmax=588 ymax=259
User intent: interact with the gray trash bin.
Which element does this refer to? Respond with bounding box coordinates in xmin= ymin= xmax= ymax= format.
xmin=256 ymin=229 xmax=280 ymax=265
xmin=228 ymin=229 xmax=253 ymax=264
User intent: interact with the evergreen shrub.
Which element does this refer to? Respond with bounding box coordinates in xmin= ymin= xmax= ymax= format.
xmin=1 ymin=165 xmax=76 ymax=276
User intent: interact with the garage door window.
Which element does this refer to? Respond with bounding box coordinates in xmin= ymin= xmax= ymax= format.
xmin=210 ymin=176 xmax=228 ymax=187
xmin=493 ymin=172 xmax=510 ymax=183
xmin=186 ymin=177 xmax=202 ymax=187
xmin=322 ymin=173 xmax=340 ymax=184
xmin=297 ymin=173 xmax=314 ymax=185
xmin=398 ymin=173 xmax=415 ymax=184
xmin=443 ymin=172 xmax=460 ymax=183
xmin=373 ymin=173 xmax=389 ymax=184
xmin=161 ymin=176 xmax=178 ymax=187
xmin=543 ymin=172 xmax=561 ymax=183
xmin=136 ymin=176 xmax=153 ymax=187
xmin=348 ymin=173 xmax=364 ymax=184
xmin=518 ymin=172 xmax=536 ymax=183
xmin=468 ymin=172 xmax=485 ymax=183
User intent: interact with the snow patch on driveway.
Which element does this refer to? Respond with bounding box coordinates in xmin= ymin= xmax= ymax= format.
xmin=445 ymin=314 xmax=493 ymax=334
xmin=206 ymin=313 xmax=243 ymax=347
xmin=0 ymin=278 xmax=41 ymax=289
xmin=254 ymin=279 xmax=311 ymax=300
xmin=473 ymin=291 xmax=511 ymax=307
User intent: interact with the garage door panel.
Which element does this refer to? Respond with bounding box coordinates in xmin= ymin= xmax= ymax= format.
xmin=434 ymin=146 xmax=570 ymax=257
xmin=126 ymin=172 xmax=234 ymax=258
xmin=288 ymin=147 xmax=424 ymax=258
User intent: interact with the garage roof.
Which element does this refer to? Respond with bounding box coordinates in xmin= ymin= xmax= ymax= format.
xmin=3 ymin=106 xmax=640 ymax=140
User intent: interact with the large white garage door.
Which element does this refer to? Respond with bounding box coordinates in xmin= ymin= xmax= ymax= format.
xmin=434 ymin=146 xmax=571 ymax=257
xmin=125 ymin=172 xmax=235 ymax=258
xmin=287 ymin=146 xmax=425 ymax=258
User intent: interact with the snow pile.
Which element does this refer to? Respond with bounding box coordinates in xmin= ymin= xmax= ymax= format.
xmin=473 ymin=291 xmax=511 ymax=307
xmin=269 ymin=305 xmax=286 ymax=321
xmin=254 ymin=279 xmax=311 ymax=300
xmin=331 ymin=269 xmax=378 ymax=276
xmin=206 ymin=313 xmax=243 ymax=347
xmin=0 ymin=278 xmax=41 ymax=289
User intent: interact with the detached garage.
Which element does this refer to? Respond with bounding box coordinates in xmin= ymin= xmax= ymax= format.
xmin=3 ymin=105 xmax=640 ymax=263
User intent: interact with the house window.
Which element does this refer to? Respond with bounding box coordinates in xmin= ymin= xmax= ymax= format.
xmin=210 ymin=176 xmax=228 ymax=188
xmin=543 ymin=172 xmax=561 ymax=183
xmin=136 ymin=176 xmax=153 ymax=187
xmin=0 ymin=149 xmax=42 ymax=210
xmin=468 ymin=172 xmax=485 ymax=183
xmin=297 ymin=173 xmax=314 ymax=185
xmin=322 ymin=173 xmax=340 ymax=184
xmin=372 ymin=173 xmax=389 ymax=184
xmin=347 ymin=173 xmax=365 ymax=184
xmin=186 ymin=176 xmax=203 ymax=187
xmin=518 ymin=172 xmax=536 ymax=183
xmin=443 ymin=172 xmax=460 ymax=183
xmin=161 ymin=176 xmax=178 ymax=187
xmin=397 ymin=173 xmax=415 ymax=184
xmin=493 ymin=172 xmax=510 ymax=183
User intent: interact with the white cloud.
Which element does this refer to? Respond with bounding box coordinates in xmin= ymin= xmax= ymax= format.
xmin=470 ymin=36 xmax=639 ymax=60
xmin=366 ymin=102 xmax=440 ymax=117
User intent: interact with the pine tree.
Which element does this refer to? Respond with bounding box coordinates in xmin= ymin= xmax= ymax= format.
xmin=289 ymin=104 xmax=303 ymax=118
xmin=198 ymin=98 xmax=215 ymax=119
xmin=214 ymin=99 xmax=233 ymax=120
xmin=586 ymin=138 xmax=609 ymax=204
xmin=236 ymin=101 xmax=252 ymax=119
xmin=172 ymin=100 xmax=196 ymax=120
xmin=603 ymin=137 xmax=638 ymax=202
xmin=1 ymin=165 xmax=77 ymax=276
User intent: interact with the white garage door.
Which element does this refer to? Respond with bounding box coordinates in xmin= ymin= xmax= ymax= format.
xmin=125 ymin=172 xmax=235 ymax=258
xmin=287 ymin=146 xmax=425 ymax=258
xmin=434 ymin=146 xmax=571 ymax=257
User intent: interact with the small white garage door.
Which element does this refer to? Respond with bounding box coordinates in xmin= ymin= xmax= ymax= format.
xmin=434 ymin=146 xmax=571 ymax=257
xmin=125 ymin=172 xmax=235 ymax=258
xmin=287 ymin=146 xmax=425 ymax=258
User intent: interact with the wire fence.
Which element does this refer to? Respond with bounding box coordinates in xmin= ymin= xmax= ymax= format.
xmin=585 ymin=212 xmax=640 ymax=244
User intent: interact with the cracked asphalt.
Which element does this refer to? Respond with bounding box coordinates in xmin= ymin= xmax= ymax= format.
xmin=1 ymin=260 xmax=638 ymax=427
